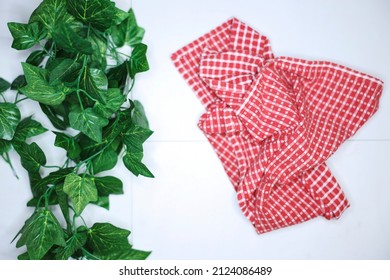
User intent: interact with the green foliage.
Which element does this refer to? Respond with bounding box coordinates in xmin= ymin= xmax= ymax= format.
xmin=67 ymin=0 xmax=117 ymax=31
xmin=69 ymin=108 xmax=109 ymax=142
xmin=129 ymin=43 xmax=149 ymax=78
xmin=0 ymin=77 xmax=11 ymax=93
xmin=20 ymin=63 xmax=69 ymax=105
xmin=52 ymin=23 xmax=93 ymax=55
xmin=14 ymin=209 xmax=66 ymax=260
xmin=8 ymin=22 xmax=47 ymax=50
xmin=13 ymin=117 xmax=48 ymax=142
xmin=1 ymin=0 xmax=153 ymax=260
xmin=111 ymin=9 xmax=145 ymax=47
xmin=54 ymin=132 xmax=81 ymax=160
xmin=0 ymin=103 xmax=21 ymax=140
xmin=14 ymin=142 xmax=47 ymax=173
xmin=86 ymin=223 xmax=150 ymax=260
xmin=63 ymin=173 xmax=98 ymax=215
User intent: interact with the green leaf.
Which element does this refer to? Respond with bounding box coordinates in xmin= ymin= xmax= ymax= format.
xmin=38 ymin=167 xmax=74 ymax=189
xmin=52 ymin=23 xmax=93 ymax=55
xmin=111 ymin=9 xmax=145 ymax=47
xmin=63 ymin=173 xmax=98 ymax=215
xmin=0 ymin=77 xmax=11 ymax=93
xmin=55 ymin=232 xmax=87 ymax=260
xmin=14 ymin=142 xmax=46 ymax=173
xmin=107 ymin=61 xmax=128 ymax=90
xmin=0 ymin=103 xmax=21 ymax=140
xmin=86 ymin=223 xmax=130 ymax=255
xmin=113 ymin=7 xmax=129 ymax=25
xmin=69 ymin=108 xmax=109 ymax=143
xmin=26 ymin=50 xmax=46 ymax=66
xmin=132 ymin=100 xmax=150 ymax=129
xmin=17 ymin=252 xmax=30 ymax=260
xmin=98 ymin=248 xmax=151 ymax=260
xmin=49 ymin=58 xmax=81 ymax=85
xmin=66 ymin=0 xmax=117 ymax=31
xmin=77 ymin=133 xmax=106 ymax=159
xmin=40 ymin=104 xmax=68 ymax=130
xmin=94 ymin=176 xmax=123 ymax=196
xmin=16 ymin=209 xmax=66 ymax=260
xmin=13 ymin=117 xmax=48 ymax=142
xmin=20 ymin=63 xmax=68 ymax=106
xmin=89 ymin=33 xmax=108 ymax=69
xmin=123 ymin=151 xmax=154 ymax=178
xmin=8 ymin=22 xmax=47 ymax=50
xmin=128 ymin=43 xmax=149 ymax=78
xmin=14 ymin=211 xmax=40 ymax=248
xmin=93 ymin=88 xmax=125 ymax=118
xmin=55 ymin=184 xmax=71 ymax=230
xmin=102 ymin=115 xmax=127 ymax=143
xmin=91 ymin=195 xmax=109 ymax=210
xmin=11 ymin=75 xmax=27 ymax=91
xmin=80 ymin=67 xmax=108 ymax=101
xmin=90 ymin=147 xmax=117 ymax=174
xmin=28 ymin=172 xmax=45 ymax=198
xmin=27 ymin=194 xmax=58 ymax=207
xmin=123 ymin=124 xmax=153 ymax=153
xmin=29 ymin=0 xmax=80 ymax=36
xmin=0 ymin=139 xmax=12 ymax=155
xmin=54 ymin=132 xmax=81 ymax=160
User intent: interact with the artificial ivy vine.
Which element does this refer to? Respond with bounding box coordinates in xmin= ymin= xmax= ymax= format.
xmin=0 ymin=0 xmax=153 ymax=260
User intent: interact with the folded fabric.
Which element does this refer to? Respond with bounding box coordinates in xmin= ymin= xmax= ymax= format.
xmin=171 ymin=18 xmax=383 ymax=234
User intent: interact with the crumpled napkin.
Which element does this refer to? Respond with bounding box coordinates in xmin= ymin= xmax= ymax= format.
xmin=171 ymin=18 xmax=383 ymax=234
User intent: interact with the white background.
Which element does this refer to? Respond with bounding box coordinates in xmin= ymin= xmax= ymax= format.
xmin=0 ymin=0 xmax=389 ymax=260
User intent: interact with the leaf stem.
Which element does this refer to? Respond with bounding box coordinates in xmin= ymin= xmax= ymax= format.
xmin=2 ymin=152 xmax=19 ymax=179
xmin=15 ymin=97 xmax=29 ymax=104
xmin=81 ymin=248 xmax=101 ymax=260
xmin=43 ymin=165 xmax=62 ymax=169
xmin=14 ymin=91 xmax=19 ymax=103
xmin=78 ymin=89 xmax=98 ymax=102
xmin=0 ymin=93 xmax=7 ymax=103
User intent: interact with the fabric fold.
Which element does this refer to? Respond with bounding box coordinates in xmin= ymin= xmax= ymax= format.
xmin=171 ymin=17 xmax=383 ymax=234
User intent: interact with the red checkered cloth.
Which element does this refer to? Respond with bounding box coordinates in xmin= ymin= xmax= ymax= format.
xmin=171 ymin=18 xmax=383 ymax=234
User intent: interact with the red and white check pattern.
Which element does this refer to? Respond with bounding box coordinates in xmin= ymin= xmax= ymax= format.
xmin=171 ymin=18 xmax=383 ymax=234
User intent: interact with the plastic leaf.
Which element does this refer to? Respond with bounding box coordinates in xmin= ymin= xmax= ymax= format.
xmin=69 ymin=108 xmax=109 ymax=143
xmin=54 ymin=132 xmax=81 ymax=160
xmin=66 ymin=0 xmax=117 ymax=31
xmin=15 ymin=209 xmax=66 ymax=260
xmin=128 ymin=43 xmax=149 ymax=78
xmin=8 ymin=22 xmax=47 ymax=50
xmin=94 ymin=176 xmax=123 ymax=196
xmin=123 ymin=151 xmax=154 ymax=178
xmin=63 ymin=173 xmax=98 ymax=216
xmin=13 ymin=116 xmax=48 ymax=142
xmin=0 ymin=77 xmax=11 ymax=93
xmin=111 ymin=9 xmax=145 ymax=47
xmin=19 ymin=63 xmax=68 ymax=106
xmin=13 ymin=142 xmax=47 ymax=173
xmin=0 ymin=103 xmax=21 ymax=140
xmin=123 ymin=124 xmax=153 ymax=153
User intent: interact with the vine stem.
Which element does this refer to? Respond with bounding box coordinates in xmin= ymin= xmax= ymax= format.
xmin=0 ymin=93 xmax=7 ymax=103
xmin=1 ymin=152 xmax=19 ymax=179
xmin=15 ymin=97 xmax=28 ymax=104
xmin=74 ymin=137 xmax=116 ymax=173
xmin=78 ymin=88 xmax=98 ymax=102
xmin=43 ymin=165 xmax=62 ymax=169
xmin=81 ymin=248 xmax=101 ymax=260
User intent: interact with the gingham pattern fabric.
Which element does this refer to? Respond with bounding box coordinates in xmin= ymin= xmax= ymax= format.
xmin=171 ymin=18 xmax=384 ymax=234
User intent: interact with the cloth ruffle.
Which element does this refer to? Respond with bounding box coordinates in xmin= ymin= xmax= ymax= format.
xmin=171 ymin=18 xmax=383 ymax=234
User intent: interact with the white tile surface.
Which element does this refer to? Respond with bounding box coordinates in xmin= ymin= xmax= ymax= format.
xmin=133 ymin=141 xmax=390 ymax=259
xmin=1 ymin=0 xmax=390 ymax=260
